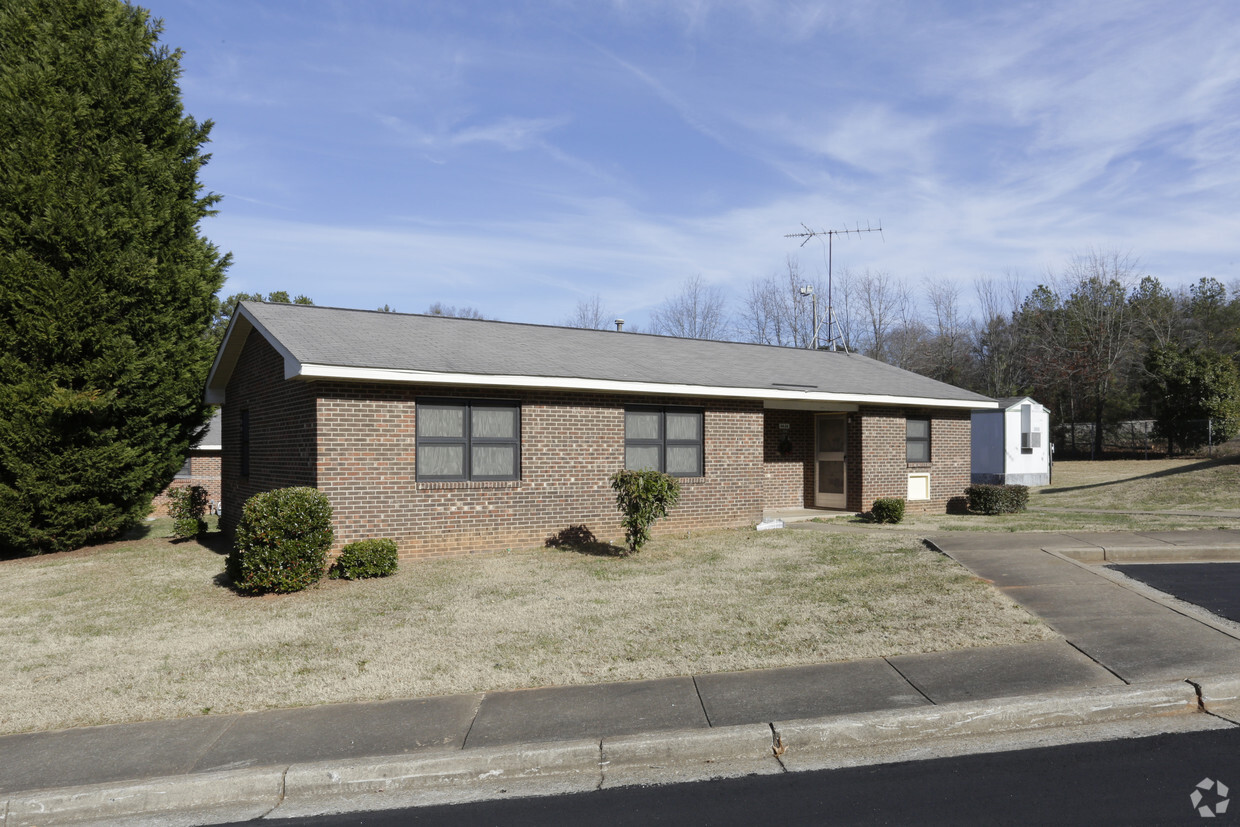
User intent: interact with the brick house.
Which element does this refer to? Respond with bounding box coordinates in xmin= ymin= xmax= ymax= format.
xmin=151 ymin=409 xmax=222 ymax=516
xmin=206 ymin=302 xmax=997 ymax=560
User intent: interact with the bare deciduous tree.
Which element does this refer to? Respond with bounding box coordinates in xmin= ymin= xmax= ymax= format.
xmin=738 ymin=257 xmax=821 ymax=348
xmin=971 ymin=271 xmax=1027 ymax=398
xmin=650 ymin=275 xmax=730 ymax=340
xmin=846 ymin=269 xmax=910 ymax=362
xmin=919 ymin=278 xmax=969 ymax=383
xmin=565 ymin=293 xmax=612 ymax=330
xmin=426 ymin=302 xmax=486 ymax=319
xmin=884 ymin=280 xmax=927 ymax=371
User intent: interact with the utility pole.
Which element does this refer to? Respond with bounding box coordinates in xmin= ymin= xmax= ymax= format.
xmin=785 ymin=221 xmax=883 ymax=351
xmin=798 ymin=284 xmax=819 ymax=349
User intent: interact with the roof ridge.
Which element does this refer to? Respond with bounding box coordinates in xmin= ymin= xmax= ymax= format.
xmin=239 ymin=300 xmax=873 ymax=356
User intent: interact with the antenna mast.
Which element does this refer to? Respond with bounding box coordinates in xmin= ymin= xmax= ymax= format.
xmin=784 ymin=220 xmax=883 ymax=351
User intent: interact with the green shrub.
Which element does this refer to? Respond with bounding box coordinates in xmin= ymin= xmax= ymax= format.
xmin=167 ymin=485 xmax=208 ymax=539
xmin=965 ymin=484 xmax=1029 ymax=515
xmin=946 ymin=496 xmax=970 ymax=515
xmin=227 ymin=487 xmax=333 ymax=594
xmin=609 ymin=469 xmax=681 ymax=554
xmin=330 ymin=538 xmax=398 ymax=580
xmin=868 ymin=497 xmax=906 ymax=524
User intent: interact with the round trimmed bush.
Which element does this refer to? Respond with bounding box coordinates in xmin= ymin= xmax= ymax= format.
xmin=869 ymin=497 xmax=906 ymax=524
xmin=227 ymin=487 xmax=333 ymax=594
xmin=330 ymin=538 xmax=398 ymax=580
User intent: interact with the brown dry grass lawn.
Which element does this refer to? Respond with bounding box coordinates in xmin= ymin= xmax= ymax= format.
xmin=0 ymin=518 xmax=1053 ymax=736
xmin=1033 ymin=457 xmax=1240 ymax=514
xmin=804 ymin=458 xmax=1240 ymax=534
xmin=808 ymin=458 xmax=1240 ymax=534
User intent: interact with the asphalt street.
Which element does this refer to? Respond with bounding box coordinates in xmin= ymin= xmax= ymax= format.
xmin=1110 ymin=562 xmax=1240 ymax=624
xmin=246 ymin=727 xmax=1240 ymax=826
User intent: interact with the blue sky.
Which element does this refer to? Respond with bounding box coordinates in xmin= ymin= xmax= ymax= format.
xmin=159 ymin=0 xmax=1240 ymax=328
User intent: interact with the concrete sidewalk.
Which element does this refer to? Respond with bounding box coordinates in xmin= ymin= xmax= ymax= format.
xmin=4 ymin=530 xmax=1240 ymax=825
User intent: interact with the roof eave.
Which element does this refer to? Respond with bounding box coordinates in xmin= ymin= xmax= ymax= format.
xmin=204 ymin=302 xmax=305 ymax=404
xmin=293 ymin=363 xmax=997 ymax=410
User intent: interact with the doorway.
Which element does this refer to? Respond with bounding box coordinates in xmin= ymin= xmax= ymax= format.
xmin=814 ymin=414 xmax=847 ymax=509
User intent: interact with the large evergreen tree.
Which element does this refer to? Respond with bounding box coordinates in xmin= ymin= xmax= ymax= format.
xmin=1145 ymin=344 xmax=1240 ymax=455
xmin=0 ymin=0 xmax=228 ymax=553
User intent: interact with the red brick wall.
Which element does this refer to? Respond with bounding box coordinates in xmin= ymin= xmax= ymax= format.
xmin=310 ymin=384 xmax=764 ymax=559
xmin=921 ymin=410 xmax=972 ymax=512
xmin=151 ymin=452 xmax=222 ymax=515
xmin=762 ymin=406 xmax=971 ymax=514
xmin=847 ymin=411 xmax=865 ymax=511
xmin=220 ymin=331 xmax=318 ymax=538
xmin=762 ymin=410 xmax=814 ymax=509
xmin=855 ymin=406 xmax=971 ymax=514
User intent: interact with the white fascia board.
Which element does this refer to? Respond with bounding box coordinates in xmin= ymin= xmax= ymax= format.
xmin=293 ymin=363 xmax=996 ymax=410
xmin=204 ymin=304 xmax=304 ymax=404
xmin=205 ymin=316 xmax=252 ymax=405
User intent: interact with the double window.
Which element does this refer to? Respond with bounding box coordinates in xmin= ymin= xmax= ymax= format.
xmin=416 ymin=400 xmax=520 ymax=481
xmin=906 ymin=417 xmax=930 ymax=463
xmin=624 ymin=407 xmax=703 ymax=477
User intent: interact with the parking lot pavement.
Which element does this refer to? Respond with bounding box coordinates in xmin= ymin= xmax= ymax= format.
xmin=1110 ymin=562 xmax=1240 ymax=625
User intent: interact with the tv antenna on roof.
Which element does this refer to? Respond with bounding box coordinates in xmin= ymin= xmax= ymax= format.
xmin=784 ymin=220 xmax=883 ymax=351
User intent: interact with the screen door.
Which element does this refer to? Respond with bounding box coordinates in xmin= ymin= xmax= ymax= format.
xmin=815 ymin=414 xmax=846 ymax=509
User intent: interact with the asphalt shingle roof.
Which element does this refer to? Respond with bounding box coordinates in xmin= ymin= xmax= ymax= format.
xmin=229 ymin=301 xmax=994 ymax=406
xmin=997 ymin=396 xmax=1040 ymax=409
xmin=194 ymin=410 xmax=223 ymax=450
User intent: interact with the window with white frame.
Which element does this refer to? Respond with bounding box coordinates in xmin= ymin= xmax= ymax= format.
xmin=624 ymin=407 xmax=704 ymax=477
xmin=416 ymin=400 xmax=520 ymax=481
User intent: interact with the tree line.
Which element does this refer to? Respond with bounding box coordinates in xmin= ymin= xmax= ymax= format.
xmin=567 ymin=251 xmax=1240 ymax=457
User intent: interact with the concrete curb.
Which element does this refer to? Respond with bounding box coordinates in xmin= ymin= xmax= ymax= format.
xmin=773 ymin=681 xmax=1197 ymax=758
xmin=2 ymin=766 xmax=285 ymax=827
xmin=600 ymin=724 xmax=781 ymax=787
xmin=274 ymin=739 xmax=602 ymax=818
xmin=0 ymin=681 xmax=1205 ymax=825
xmin=1056 ymin=545 xmax=1240 ymax=564
xmin=1195 ymin=673 xmax=1240 ymax=723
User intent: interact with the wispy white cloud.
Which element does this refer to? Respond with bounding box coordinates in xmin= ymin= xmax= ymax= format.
xmin=448 ymin=116 xmax=571 ymax=149
xmin=377 ymin=113 xmax=571 ymax=152
xmin=757 ymin=104 xmax=944 ymax=176
xmin=580 ymin=37 xmax=738 ymax=151
xmin=171 ymin=0 xmax=1240 ymax=329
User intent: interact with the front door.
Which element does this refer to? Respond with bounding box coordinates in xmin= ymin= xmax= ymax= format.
xmin=814 ymin=414 xmax=847 ymax=509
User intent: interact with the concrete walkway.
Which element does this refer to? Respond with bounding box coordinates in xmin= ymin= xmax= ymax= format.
xmin=922 ymin=530 xmax=1240 ymax=682
xmin=3 ymin=530 xmax=1240 ymax=825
